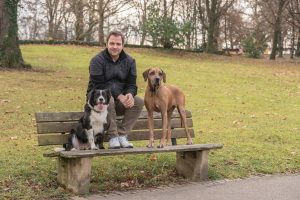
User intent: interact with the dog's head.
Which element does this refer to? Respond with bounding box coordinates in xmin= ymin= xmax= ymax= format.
xmin=88 ymin=88 xmax=111 ymax=112
xmin=143 ymin=67 xmax=166 ymax=89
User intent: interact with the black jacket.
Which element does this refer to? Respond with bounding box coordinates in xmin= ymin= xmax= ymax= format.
xmin=86 ymin=48 xmax=137 ymax=99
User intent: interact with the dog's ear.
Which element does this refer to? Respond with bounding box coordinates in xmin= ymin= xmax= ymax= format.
xmin=87 ymin=88 xmax=95 ymax=105
xmin=142 ymin=69 xmax=150 ymax=81
xmin=161 ymin=69 xmax=166 ymax=83
xmin=105 ymin=88 xmax=112 ymax=102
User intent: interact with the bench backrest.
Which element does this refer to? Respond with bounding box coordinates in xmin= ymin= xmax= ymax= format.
xmin=35 ymin=110 xmax=194 ymax=146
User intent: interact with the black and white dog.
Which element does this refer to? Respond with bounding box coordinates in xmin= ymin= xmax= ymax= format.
xmin=64 ymin=88 xmax=111 ymax=151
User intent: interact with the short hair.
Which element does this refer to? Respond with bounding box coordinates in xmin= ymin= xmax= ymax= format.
xmin=106 ymin=30 xmax=125 ymax=45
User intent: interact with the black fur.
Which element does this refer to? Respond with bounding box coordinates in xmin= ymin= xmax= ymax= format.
xmin=65 ymin=88 xmax=111 ymax=150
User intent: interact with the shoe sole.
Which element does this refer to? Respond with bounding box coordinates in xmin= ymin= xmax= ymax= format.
xmin=121 ymin=146 xmax=134 ymax=148
xmin=108 ymin=146 xmax=121 ymax=149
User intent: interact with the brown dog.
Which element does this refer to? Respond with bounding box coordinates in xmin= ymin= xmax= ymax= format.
xmin=143 ymin=67 xmax=193 ymax=148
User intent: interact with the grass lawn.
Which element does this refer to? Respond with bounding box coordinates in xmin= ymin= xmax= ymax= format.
xmin=0 ymin=45 xmax=299 ymax=199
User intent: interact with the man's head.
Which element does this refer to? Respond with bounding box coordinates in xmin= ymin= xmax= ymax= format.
xmin=106 ymin=30 xmax=125 ymax=61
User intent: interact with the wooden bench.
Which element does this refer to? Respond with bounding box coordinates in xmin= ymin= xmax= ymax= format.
xmin=35 ymin=110 xmax=223 ymax=194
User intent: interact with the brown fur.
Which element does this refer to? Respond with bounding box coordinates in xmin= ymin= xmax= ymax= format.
xmin=143 ymin=67 xmax=193 ymax=148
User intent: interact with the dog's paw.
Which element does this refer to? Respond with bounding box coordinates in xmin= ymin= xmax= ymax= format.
xmin=146 ymin=144 xmax=154 ymax=148
xmin=97 ymin=146 xmax=105 ymax=149
xmin=91 ymin=146 xmax=99 ymax=150
xmin=147 ymin=140 xmax=155 ymax=148
xmin=186 ymin=140 xmax=193 ymax=145
xmin=157 ymin=143 xmax=165 ymax=148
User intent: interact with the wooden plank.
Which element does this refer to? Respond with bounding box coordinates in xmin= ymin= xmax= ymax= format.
xmin=37 ymin=128 xmax=195 ymax=146
xmin=59 ymin=144 xmax=223 ymax=158
xmin=37 ymin=118 xmax=193 ymax=134
xmin=35 ymin=110 xmax=192 ymax=122
xmin=35 ymin=112 xmax=83 ymax=122
xmin=38 ymin=134 xmax=69 ymax=146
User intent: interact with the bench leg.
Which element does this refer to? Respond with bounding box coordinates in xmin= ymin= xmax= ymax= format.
xmin=176 ymin=150 xmax=209 ymax=181
xmin=57 ymin=157 xmax=92 ymax=194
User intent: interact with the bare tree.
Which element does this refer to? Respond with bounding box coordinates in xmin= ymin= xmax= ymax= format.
xmin=221 ymin=5 xmax=246 ymax=50
xmin=86 ymin=0 xmax=97 ymax=42
xmin=131 ymin=0 xmax=151 ymax=45
xmin=257 ymin=0 xmax=290 ymax=60
xmin=44 ymin=0 xmax=68 ymax=39
xmin=96 ymin=0 xmax=131 ymax=46
xmin=69 ymin=0 xmax=86 ymax=41
xmin=19 ymin=0 xmax=48 ymax=40
xmin=287 ymin=0 xmax=300 ymax=57
xmin=178 ymin=0 xmax=198 ymax=50
xmin=198 ymin=0 xmax=236 ymax=53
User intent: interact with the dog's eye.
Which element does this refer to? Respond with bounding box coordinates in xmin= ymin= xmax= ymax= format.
xmin=159 ymin=72 xmax=163 ymax=76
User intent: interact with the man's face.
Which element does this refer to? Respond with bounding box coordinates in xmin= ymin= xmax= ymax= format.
xmin=107 ymin=35 xmax=123 ymax=59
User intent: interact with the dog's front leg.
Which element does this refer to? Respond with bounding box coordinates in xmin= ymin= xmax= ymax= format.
xmin=158 ymin=111 xmax=168 ymax=148
xmin=86 ymin=129 xmax=98 ymax=150
xmin=147 ymin=111 xmax=155 ymax=148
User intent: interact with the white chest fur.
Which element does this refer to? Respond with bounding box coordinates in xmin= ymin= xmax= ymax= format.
xmin=90 ymin=110 xmax=108 ymax=134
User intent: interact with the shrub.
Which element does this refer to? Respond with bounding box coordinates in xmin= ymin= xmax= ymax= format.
xmin=241 ymin=35 xmax=266 ymax=58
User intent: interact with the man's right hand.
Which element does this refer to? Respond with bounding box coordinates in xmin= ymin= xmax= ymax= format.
xmin=117 ymin=94 xmax=134 ymax=108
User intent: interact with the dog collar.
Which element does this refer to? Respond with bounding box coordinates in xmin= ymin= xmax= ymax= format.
xmin=150 ymin=84 xmax=160 ymax=93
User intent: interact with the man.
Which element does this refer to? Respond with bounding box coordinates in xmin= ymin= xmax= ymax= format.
xmin=86 ymin=30 xmax=144 ymax=149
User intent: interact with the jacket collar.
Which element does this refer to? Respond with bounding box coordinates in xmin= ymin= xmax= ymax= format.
xmin=103 ymin=48 xmax=127 ymax=62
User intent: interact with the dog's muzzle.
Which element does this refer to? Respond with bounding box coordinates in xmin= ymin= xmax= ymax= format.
xmin=97 ymin=103 xmax=104 ymax=110
xmin=155 ymin=77 xmax=160 ymax=84
xmin=151 ymin=77 xmax=160 ymax=86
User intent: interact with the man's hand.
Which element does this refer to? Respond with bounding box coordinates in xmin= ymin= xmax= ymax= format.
xmin=117 ymin=93 xmax=134 ymax=108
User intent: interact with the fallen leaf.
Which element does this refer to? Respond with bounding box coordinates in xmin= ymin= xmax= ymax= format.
xmin=5 ymin=110 xmax=16 ymax=114
xmin=150 ymin=154 xmax=157 ymax=161
xmin=10 ymin=136 xmax=18 ymax=140
xmin=120 ymin=182 xmax=130 ymax=188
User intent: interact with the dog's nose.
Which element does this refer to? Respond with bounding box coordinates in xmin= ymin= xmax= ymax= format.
xmin=155 ymin=77 xmax=160 ymax=83
xmin=99 ymin=98 xmax=104 ymax=103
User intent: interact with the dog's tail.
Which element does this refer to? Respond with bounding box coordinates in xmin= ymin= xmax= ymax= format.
xmin=54 ymin=147 xmax=66 ymax=152
xmin=54 ymin=128 xmax=76 ymax=152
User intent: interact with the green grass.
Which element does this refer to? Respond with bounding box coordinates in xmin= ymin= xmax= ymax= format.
xmin=0 ymin=44 xmax=300 ymax=199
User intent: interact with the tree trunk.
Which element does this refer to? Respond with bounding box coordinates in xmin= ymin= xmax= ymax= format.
xmin=98 ymin=17 xmax=105 ymax=46
xmin=202 ymin=28 xmax=206 ymax=48
xmin=140 ymin=4 xmax=147 ymax=46
xmin=74 ymin=0 xmax=85 ymax=41
xmin=140 ymin=28 xmax=146 ymax=46
xmin=270 ymin=24 xmax=280 ymax=60
xmin=0 ymin=0 xmax=30 ymax=68
xmin=270 ymin=0 xmax=285 ymax=60
xmin=140 ymin=15 xmax=147 ymax=46
xmin=206 ymin=18 xmax=217 ymax=53
xmin=98 ymin=0 xmax=105 ymax=46
xmin=224 ymin=15 xmax=228 ymax=50
xmin=206 ymin=0 xmax=218 ymax=53
xmin=290 ymin=23 xmax=295 ymax=59
xmin=86 ymin=1 xmax=94 ymax=42
xmin=47 ymin=0 xmax=55 ymax=39
xmin=296 ymin=27 xmax=300 ymax=57
xmin=278 ymin=31 xmax=283 ymax=58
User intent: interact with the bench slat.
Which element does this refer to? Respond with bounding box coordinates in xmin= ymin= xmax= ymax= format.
xmin=35 ymin=110 xmax=192 ymax=122
xmin=37 ymin=118 xmax=193 ymax=134
xmin=57 ymin=144 xmax=223 ymax=158
xmin=37 ymin=128 xmax=195 ymax=146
